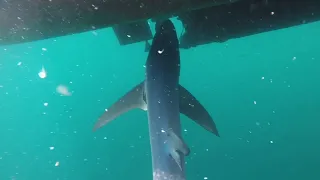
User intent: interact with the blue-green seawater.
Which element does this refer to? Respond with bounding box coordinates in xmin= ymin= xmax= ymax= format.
xmin=0 ymin=19 xmax=319 ymax=180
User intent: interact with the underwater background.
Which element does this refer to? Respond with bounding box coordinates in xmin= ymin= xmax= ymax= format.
xmin=0 ymin=19 xmax=319 ymax=180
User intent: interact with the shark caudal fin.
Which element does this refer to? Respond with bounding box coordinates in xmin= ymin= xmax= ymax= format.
xmin=93 ymin=82 xmax=146 ymax=131
xmin=178 ymin=84 xmax=220 ymax=137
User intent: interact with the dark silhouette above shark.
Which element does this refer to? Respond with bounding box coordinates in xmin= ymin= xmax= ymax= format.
xmin=93 ymin=19 xmax=219 ymax=180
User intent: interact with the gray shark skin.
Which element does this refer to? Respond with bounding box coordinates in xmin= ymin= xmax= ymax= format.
xmin=145 ymin=20 xmax=186 ymax=180
xmin=93 ymin=19 xmax=219 ymax=180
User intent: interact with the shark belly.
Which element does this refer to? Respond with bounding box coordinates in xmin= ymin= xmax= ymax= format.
xmin=145 ymin=73 xmax=185 ymax=180
xmin=146 ymin=74 xmax=185 ymax=180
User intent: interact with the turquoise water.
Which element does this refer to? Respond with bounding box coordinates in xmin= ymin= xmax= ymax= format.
xmin=0 ymin=19 xmax=319 ymax=180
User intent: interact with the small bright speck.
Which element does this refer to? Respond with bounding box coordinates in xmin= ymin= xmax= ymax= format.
xmin=270 ymin=140 xmax=274 ymax=144
xmin=44 ymin=102 xmax=48 ymax=106
xmin=17 ymin=62 xmax=22 ymax=66
xmin=204 ymin=177 xmax=208 ymax=180
xmin=38 ymin=66 xmax=47 ymax=79
xmin=158 ymin=49 xmax=164 ymax=54
xmin=184 ymin=129 xmax=187 ymax=132
xmin=292 ymin=57 xmax=296 ymax=61
xmin=161 ymin=129 xmax=165 ymax=133
xmin=261 ymin=76 xmax=265 ymax=80
xmin=253 ymin=101 xmax=257 ymax=105
xmin=127 ymin=35 xmax=131 ymax=38
xmin=256 ymin=122 xmax=260 ymax=126
xmin=104 ymin=109 xmax=108 ymax=112
xmin=42 ymin=48 xmax=47 ymax=51
xmin=271 ymin=11 xmax=274 ymax=15
xmin=55 ymin=161 xmax=59 ymax=167
xmin=49 ymin=147 xmax=54 ymax=150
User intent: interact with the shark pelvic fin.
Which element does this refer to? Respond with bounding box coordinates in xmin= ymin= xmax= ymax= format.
xmin=167 ymin=129 xmax=190 ymax=156
xmin=178 ymin=84 xmax=220 ymax=137
xmin=169 ymin=149 xmax=183 ymax=171
xmin=93 ymin=81 xmax=146 ymax=131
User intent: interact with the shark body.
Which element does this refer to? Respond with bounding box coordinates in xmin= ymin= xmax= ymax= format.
xmin=93 ymin=19 xmax=219 ymax=180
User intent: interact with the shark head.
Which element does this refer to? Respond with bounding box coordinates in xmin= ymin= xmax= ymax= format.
xmin=146 ymin=20 xmax=180 ymax=77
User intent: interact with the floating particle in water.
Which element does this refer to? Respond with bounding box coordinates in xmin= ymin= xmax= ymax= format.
xmin=44 ymin=102 xmax=48 ymax=106
xmin=42 ymin=48 xmax=47 ymax=51
xmin=204 ymin=177 xmax=208 ymax=180
xmin=49 ymin=146 xmax=54 ymax=150
xmin=270 ymin=140 xmax=274 ymax=144
xmin=292 ymin=56 xmax=296 ymax=61
xmin=91 ymin=4 xmax=99 ymax=10
xmin=92 ymin=31 xmax=98 ymax=36
xmin=38 ymin=66 xmax=47 ymax=79
xmin=56 ymin=85 xmax=72 ymax=96
xmin=261 ymin=76 xmax=265 ymax=80
xmin=17 ymin=62 xmax=22 ymax=66
xmin=256 ymin=122 xmax=260 ymax=126
xmin=253 ymin=101 xmax=257 ymax=105
xmin=55 ymin=161 xmax=59 ymax=167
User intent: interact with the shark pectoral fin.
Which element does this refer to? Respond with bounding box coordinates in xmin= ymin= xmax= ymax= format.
xmin=168 ymin=129 xmax=190 ymax=156
xmin=178 ymin=84 xmax=220 ymax=137
xmin=170 ymin=149 xmax=183 ymax=171
xmin=93 ymin=82 xmax=146 ymax=131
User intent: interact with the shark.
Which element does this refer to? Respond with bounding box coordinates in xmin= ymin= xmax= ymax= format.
xmin=93 ymin=19 xmax=219 ymax=180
